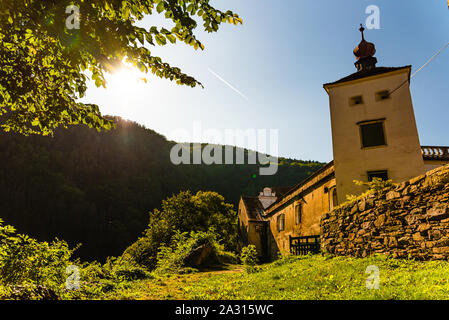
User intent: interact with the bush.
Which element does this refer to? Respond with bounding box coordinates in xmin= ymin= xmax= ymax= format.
xmin=122 ymin=217 xmax=173 ymax=270
xmin=123 ymin=190 xmax=238 ymax=270
xmin=240 ymin=245 xmax=259 ymax=268
xmin=216 ymin=250 xmax=239 ymax=265
xmin=346 ymin=178 xmax=395 ymax=203
xmin=155 ymin=230 xmax=221 ymax=274
xmin=0 ymin=219 xmax=76 ymax=297
xmin=111 ymin=258 xmax=149 ymax=281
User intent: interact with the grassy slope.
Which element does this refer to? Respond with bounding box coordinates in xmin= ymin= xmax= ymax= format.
xmin=99 ymin=255 xmax=449 ymax=300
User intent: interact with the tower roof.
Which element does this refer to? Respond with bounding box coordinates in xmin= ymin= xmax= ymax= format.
xmin=352 ymin=24 xmax=378 ymax=72
xmin=353 ymin=24 xmax=376 ymax=60
xmin=323 ymin=65 xmax=411 ymax=88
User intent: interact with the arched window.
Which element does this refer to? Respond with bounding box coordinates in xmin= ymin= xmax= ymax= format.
xmin=331 ymin=188 xmax=338 ymax=210
xmin=277 ymin=214 xmax=285 ymax=232
xmin=295 ymin=204 xmax=302 ymax=225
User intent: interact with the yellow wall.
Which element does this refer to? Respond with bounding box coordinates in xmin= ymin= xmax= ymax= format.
xmin=325 ymin=68 xmax=425 ymax=202
xmin=237 ymin=198 xmax=265 ymax=258
xmin=424 ymin=159 xmax=449 ymax=172
xmin=266 ymin=175 xmax=336 ymax=257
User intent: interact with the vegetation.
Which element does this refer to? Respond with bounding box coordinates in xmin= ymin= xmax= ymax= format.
xmin=0 ymin=1 xmax=241 ymax=135
xmin=4 ymin=212 xmax=449 ymax=301
xmin=155 ymin=230 xmax=236 ymax=274
xmin=345 ymin=178 xmax=395 ymax=204
xmin=240 ymin=245 xmax=259 ymax=273
xmin=123 ymin=190 xmax=237 ymax=270
xmin=0 ymin=219 xmax=75 ymax=299
xmin=240 ymin=245 xmax=258 ymax=266
xmin=0 ymin=189 xmax=239 ymax=299
xmin=0 ymin=118 xmax=324 ymax=261
xmin=58 ymin=254 xmax=449 ymax=300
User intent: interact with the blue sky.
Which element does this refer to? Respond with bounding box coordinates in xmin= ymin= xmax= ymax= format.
xmin=83 ymin=0 xmax=449 ymax=163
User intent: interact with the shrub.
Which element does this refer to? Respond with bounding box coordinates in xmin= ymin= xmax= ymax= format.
xmin=360 ymin=178 xmax=395 ymax=192
xmin=0 ymin=219 xmax=76 ymax=296
xmin=123 ymin=190 xmax=238 ymax=270
xmin=112 ymin=260 xmax=149 ymax=281
xmin=122 ymin=217 xmax=173 ymax=270
xmin=345 ymin=178 xmax=395 ymax=203
xmin=240 ymin=245 xmax=259 ymax=267
xmin=216 ymin=250 xmax=239 ymax=265
xmin=155 ymin=230 xmax=221 ymax=274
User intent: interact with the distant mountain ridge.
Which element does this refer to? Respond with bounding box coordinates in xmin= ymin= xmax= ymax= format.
xmin=0 ymin=117 xmax=324 ymax=261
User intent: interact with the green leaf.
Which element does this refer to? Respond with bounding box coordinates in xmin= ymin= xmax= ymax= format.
xmin=156 ymin=2 xmax=165 ymax=14
xmin=155 ymin=34 xmax=167 ymax=45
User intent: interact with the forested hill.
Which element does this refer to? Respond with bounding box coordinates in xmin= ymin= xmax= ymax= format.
xmin=0 ymin=117 xmax=324 ymax=261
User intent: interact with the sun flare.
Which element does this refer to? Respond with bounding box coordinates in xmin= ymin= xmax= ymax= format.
xmin=105 ymin=64 xmax=148 ymax=94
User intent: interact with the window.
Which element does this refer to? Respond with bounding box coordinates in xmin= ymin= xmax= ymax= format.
xmin=368 ymin=170 xmax=389 ymax=182
xmin=375 ymin=90 xmax=390 ymax=101
xmin=359 ymin=120 xmax=386 ymax=148
xmin=295 ymin=204 xmax=302 ymax=225
xmin=349 ymin=95 xmax=364 ymax=106
xmin=277 ymin=214 xmax=285 ymax=232
xmin=331 ymin=188 xmax=338 ymax=210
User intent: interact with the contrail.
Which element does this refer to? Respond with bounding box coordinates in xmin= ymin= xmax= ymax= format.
xmin=208 ymin=68 xmax=249 ymax=101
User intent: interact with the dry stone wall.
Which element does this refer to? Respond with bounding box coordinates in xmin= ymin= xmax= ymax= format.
xmin=320 ymin=164 xmax=449 ymax=260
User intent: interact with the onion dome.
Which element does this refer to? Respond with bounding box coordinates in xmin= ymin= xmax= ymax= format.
xmin=353 ymin=24 xmax=377 ymax=71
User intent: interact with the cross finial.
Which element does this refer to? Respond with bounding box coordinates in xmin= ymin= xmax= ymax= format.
xmin=359 ymin=24 xmax=365 ymax=40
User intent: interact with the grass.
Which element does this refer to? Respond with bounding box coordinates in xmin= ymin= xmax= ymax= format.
xmin=89 ymin=254 xmax=449 ymax=300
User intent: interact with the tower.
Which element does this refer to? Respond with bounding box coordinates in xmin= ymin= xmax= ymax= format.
xmin=323 ymin=26 xmax=425 ymax=203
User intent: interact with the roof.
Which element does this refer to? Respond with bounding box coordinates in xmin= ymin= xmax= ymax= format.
xmin=269 ymin=186 xmax=294 ymax=197
xmin=241 ymin=196 xmax=264 ymax=221
xmin=323 ymin=66 xmax=411 ymax=87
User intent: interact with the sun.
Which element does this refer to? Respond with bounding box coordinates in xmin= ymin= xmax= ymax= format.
xmin=105 ymin=64 xmax=148 ymax=94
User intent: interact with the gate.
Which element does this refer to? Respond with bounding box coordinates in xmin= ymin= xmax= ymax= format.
xmin=289 ymin=235 xmax=320 ymax=255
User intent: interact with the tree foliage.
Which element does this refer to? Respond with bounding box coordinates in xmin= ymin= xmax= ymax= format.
xmin=0 ymin=1 xmax=242 ymax=135
xmin=0 ymin=219 xmax=74 ymax=291
xmin=124 ymin=190 xmax=237 ymax=269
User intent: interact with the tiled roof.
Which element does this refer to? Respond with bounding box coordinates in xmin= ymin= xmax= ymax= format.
xmin=323 ymin=66 xmax=411 ymax=87
xmin=241 ymin=196 xmax=264 ymax=221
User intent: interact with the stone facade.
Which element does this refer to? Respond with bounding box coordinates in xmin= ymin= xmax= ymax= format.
xmin=320 ymin=164 xmax=449 ymax=260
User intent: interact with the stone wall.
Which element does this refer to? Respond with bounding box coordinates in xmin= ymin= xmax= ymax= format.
xmin=320 ymin=164 xmax=449 ymax=260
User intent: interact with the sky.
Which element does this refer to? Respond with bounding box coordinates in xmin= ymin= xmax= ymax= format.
xmin=82 ymin=0 xmax=449 ymax=163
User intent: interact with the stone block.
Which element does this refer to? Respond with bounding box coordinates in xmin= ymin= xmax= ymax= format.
xmin=426 ymin=203 xmax=449 ymax=221
xmin=386 ymin=191 xmax=401 ymax=200
xmin=412 ymin=232 xmax=424 ymax=241
xmin=374 ymin=214 xmax=386 ymax=228
xmin=417 ymin=223 xmax=431 ymax=232
xmin=410 ymin=174 xmax=425 ymax=185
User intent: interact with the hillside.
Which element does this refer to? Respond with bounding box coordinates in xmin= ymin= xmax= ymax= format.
xmin=0 ymin=117 xmax=324 ymax=261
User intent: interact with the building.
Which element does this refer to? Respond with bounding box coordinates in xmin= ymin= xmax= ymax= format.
xmin=238 ymin=26 xmax=449 ymax=261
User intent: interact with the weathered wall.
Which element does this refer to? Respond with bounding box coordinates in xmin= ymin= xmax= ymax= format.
xmin=237 ymin=198 xmax=265 ymax=258
xmin=268 ymin=178 xmax=336 ymax=256
xmin=321 ymin=164 xmax=449 ymax=260
xmin=424 ymin=159 xmax=449 ymax=172
xmin=325 ymin=68 xmax=426 ymax=203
